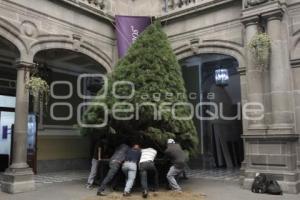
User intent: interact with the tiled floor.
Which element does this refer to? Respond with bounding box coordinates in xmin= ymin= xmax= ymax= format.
xmin=1 ymin=168 xmax=240 ymax=188
xmin=186 ymin=168 xmax=240 ymax=182
xmin=33 ymin=168 xmax=240 ymax=187
xmin=3 ymin=169 xmax=300 ymax=200
xmin=34 ymin=170 xmax=89 ymax=187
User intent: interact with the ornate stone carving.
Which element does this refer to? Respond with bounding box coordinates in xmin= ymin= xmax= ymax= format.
xmin=189 ymin=38 xmax=200 ymax=54
xmin=165 ymin=0 xmax=196 ymax=11
xmin=72 ymin=34 xmax=82 ymax=51
xmin=21 ymin=21 xmax=38 ymax=38
xmin=86 ymin=0 xmax=106 ymax=9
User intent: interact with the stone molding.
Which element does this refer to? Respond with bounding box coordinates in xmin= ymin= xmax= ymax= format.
xmin=291 ymin=28 xmax=300 ymax=60
xmin=242 ymin=134 xmax=299 ymax=141
xmin=0 ymin=0 xmax=114 ymax=43
xmin=291 ymin=59 xmax=300 ymax=68
xmin=237 ymin=67 xmax=247 ymax=75
xmin=0 ymin=17 xmax=28 ymax=59
xmin=242 ymin=0 xmax=284 ymax=19
xmin=168 ymin=19 xmax=242 ymax=44
xmin=47 ymin=0 xmax=114 ymax=22
xmin=14 ymin=60 xmax=35 ymax=71
xmin=261 ymin=8 xmax=284 ymax=20
xmin=241 ymin=15 xmax=260 ymax=26
xmin=173 ymin=39 xmax=245 ymax=71
xmin=245 ymin=0 xmax=270 ymax=8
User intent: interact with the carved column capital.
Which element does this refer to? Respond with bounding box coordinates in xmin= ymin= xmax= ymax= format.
xmin=14 ymin=60 xmax=35 ymax=71
xmin=241 ymin=15 xmax=260 ymax=27
xmin=262 ymin=9 xmax=283 ymax=21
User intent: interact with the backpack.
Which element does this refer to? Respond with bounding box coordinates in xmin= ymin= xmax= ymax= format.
xmin=251 ymin=173 xmax=268 ymax=193
xmin=266 ymin=178 xmax=283 ymax=195
xmin=251 ymin=173 xmax=283 ymax=195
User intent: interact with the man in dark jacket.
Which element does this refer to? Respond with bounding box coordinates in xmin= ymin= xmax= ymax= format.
xmin=97 ymin=143 xmax=129 ymax=196
xmin=164 ymin=139 xmax=186 ymax=192
xmin=86 ymin=139 xmax=107 ymax=189
xmin=122 ymin=144 xmax=141 ymax=196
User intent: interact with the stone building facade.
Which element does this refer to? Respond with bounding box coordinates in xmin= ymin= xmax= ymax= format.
xmin=0 ymin=0 xmax=299 ymax=194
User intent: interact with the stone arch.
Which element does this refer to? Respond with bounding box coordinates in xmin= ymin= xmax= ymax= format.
xmin=175 ymin=41 xmax=247 ymax=110
xmin=0 ymin=17 xmax=28 ymax=61
xmin=29 ymin=37 xmax=112 ymax=72
xmin=174 ymin=41 xmax=246 ymax=72
xmin=176 ymin=40 xmax=247 ymax=121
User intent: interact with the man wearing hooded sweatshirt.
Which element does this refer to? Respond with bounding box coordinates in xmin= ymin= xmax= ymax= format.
xmin=164 ymin=139 xmax=186 ymax=192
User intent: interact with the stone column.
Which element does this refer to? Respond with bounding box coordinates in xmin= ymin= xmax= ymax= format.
xmin=264 ymin=10 xmax=293 ymax=131
xmin=242 ymin=16 xmax=266 ymax=130
xmin=1 ymin=61 xmax=35 ymax=194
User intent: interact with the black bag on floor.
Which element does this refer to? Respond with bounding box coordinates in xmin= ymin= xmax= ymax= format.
xmin=251 ymin=173 xmax=283 ymax=195
xmin=251 ymin=173 xmax=268 ymax=193
xmin=266 ymin=178 xmax=283 ymax=195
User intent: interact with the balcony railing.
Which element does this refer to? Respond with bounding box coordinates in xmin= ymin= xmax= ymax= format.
xmin=163 ymin=0 xmax=199 ymax=12
xmin=79 ymin=0 xmax=106 ymax=10
xmin=162 ymin=0 xmax=232 ymax=13
xmin=160 ymin=0 xmax=235 ymax=20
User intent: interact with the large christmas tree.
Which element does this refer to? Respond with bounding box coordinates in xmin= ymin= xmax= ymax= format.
xmin=82 ymin=22 xmax=198 ymax=156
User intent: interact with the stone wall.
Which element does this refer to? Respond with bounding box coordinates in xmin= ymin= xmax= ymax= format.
xmin=289 ymin=0 xmax=300 ymax=174
xmin=0 ymin=0 xmax=115 ymax=70
xmin=241 ymin=0 xmax=300 ymax=194
xmin=37 ymin=135 xmax=90 ymax=173
xmin=110 ymin=0 xmax=162 ymax=16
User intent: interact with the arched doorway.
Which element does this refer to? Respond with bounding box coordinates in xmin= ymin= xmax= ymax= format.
xmin=180 ymin=53 xmax=243 ymax=169
xmin=0 ymin=36 xmax=20 ymax=172
xmin=32 ymin=48 xmax=107 ymax=173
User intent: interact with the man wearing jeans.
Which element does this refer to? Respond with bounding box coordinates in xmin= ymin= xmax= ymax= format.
xmin=97 ymin=144 xmax=129 ymax=196
xmin=164 ymin=139 xmax=187 ymax=192
xmin=122 ymin=144 xmax=141 ymax=196
xmin=139 ymin=147 xmax=158 ymax=198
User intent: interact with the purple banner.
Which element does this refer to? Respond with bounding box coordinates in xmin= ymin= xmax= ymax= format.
xmin=116 ymin=15 xmax=151 ymax=58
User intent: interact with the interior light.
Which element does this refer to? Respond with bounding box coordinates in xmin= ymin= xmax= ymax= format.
xmin=215 ymin=68 xmax=229 ymax=86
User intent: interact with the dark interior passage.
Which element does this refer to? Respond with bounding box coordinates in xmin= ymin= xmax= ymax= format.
xmin=0 ymin=36 xmax=19 ymax=172
xmin=180 ymin=54 xmax=243 ymax=169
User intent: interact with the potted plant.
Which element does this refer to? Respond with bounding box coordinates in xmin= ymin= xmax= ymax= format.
xmin=26 ymin=63 xmax=50 ymax=107
xmin=248 ymin=32 xmax=271 ymax=68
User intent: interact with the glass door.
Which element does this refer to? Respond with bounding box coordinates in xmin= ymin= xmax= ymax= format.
xmin=0 ymin=111 xmax=15 ymax=172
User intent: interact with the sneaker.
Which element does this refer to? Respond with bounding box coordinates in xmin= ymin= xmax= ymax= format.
xmin=97 ymin=191 xmax=107 ymax=196
xmin=142 ymin=190 xmax=148 ymax=198
xmin=123 ymin=192 xmax=131 ymax=197
xmin=86 ymin=184 xmax=93 ymax=190
xmin=174 ymin=189 xmax=182 ymax=193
